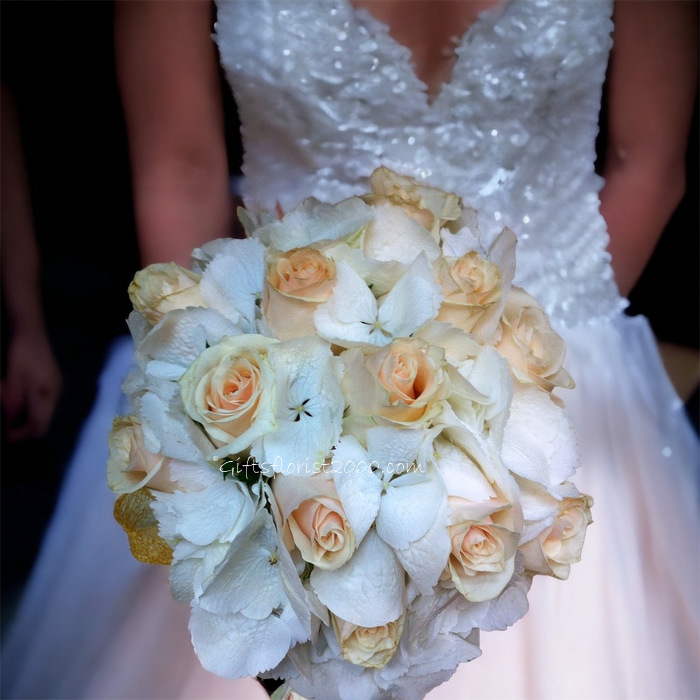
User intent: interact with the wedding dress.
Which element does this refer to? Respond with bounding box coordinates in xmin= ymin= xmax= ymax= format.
xmin=2 ymin=1 xmax=697 ymax=699
xmin=216 ymin=7 xmax=700 ymax=698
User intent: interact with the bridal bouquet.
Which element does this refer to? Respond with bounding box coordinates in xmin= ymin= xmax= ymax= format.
xmin=108 ymin=167 xmax=591 ymax=700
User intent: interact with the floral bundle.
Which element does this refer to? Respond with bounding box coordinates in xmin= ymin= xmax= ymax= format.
xmin=108 ymin=168 xmax=591 ymax=700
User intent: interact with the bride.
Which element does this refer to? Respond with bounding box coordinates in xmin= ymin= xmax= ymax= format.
xmin=2 ymin=1 xmax=697 ymax=698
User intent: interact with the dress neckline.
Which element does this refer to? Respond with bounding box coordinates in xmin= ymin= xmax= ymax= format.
xmin=345 ymin=0 xmax=513 ymax=107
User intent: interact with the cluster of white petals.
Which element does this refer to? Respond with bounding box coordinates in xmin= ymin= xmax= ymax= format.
xmin=109 ymin=168 xmax=591 ymax=699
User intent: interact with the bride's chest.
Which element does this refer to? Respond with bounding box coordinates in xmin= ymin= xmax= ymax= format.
xmin=214 ymin=0 xmax=609 ymax=123
xmin=346 ymin=0 xmax=506 ymax=102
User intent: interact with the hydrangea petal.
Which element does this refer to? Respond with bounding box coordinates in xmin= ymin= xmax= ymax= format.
xmin=329 ymin=245 xmax=406 ymax=297
xmin=502 ymin=385 xmax=578 ymax=488
xmin=152 ymin=479 xmax=255 ymax=547
xmin=138 ymin=307 xmax=241 ymax=376
xmin=311 ymin=529 xmax=404 ymax=627
xmin=260 ymin=337 xmax=344 ymax=473
xmin=435 ymin=439 xmax=497 ymax=502
xmin=440 ymin=219 xmax=483 ymax=258
xmin=198 ymin=510 xmax=286 ymax=619
xmin=313 ymin=262 xmax=380 ymax=346
xmin=254 ymin=197 xmax=373 ymax=251
xmin=468 ymin=564 xmax=532 ymax=632
xmin=377 ymin=254 xmax=442 ymax=338
xmin=200 ymin=238 xmax=266 ymax=330
xmin=365 ymin=426 xmax=426 ymax=475
xmin=190 ymin=237 xmax=247 ymax=271
xmin=394 ymin=497 xmax=451 ymax=594
xmin=139 ymin=391 xmax=214 ymax=462
xmin=487 ymin=227 xmax=518 ymax=291
xmin=190 ymin=607 xmax=293 ymax=678
xmin=363 ymin=203 xmax=441 ymax=264
xmin=331 ymin=435 xmax=383 ymax=543
xmin=376 ymin=466 xmax=445 ymax=550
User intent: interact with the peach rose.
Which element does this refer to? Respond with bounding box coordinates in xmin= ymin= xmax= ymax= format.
xmin=332 ymin=613 xmax=404 ymax=669
xmin=263 ymin=247 xmax=336 ymax=339
xmin=272 ymin=472 xmax=355 ymax=570
xmin=107 ymin=416 xmax=175 ymax=494
xmin=288 ymin=496 xmax=355 ymax=569
xmin=128 ymin=262 xmax=205 ymax=325
xmin=180 ymin=334 xmax=277 ymax=454
xmin=442 ymin=497 xmax=520 ymax=602
xmin=268 ymin=247 xmax=336 ymax=298
xmin=365 ymin=166 xmax=463 ymax=238
xmin=342 ymin=338 xmax=451 ymax=426
xmin=436 ymin=251 xmax=504 ymax=342
xmin=521 ymin=493 xmax=593 ymax=579
xmin=496 ymin=286 xmax=574 ymax=391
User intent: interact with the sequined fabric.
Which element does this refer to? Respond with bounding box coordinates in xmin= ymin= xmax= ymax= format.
xmin=214 ymin=0 xmax=625 ymax=328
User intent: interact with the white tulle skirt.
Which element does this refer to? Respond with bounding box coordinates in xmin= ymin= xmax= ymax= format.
xmin=2 ymin=314 xmax=698 ymax=700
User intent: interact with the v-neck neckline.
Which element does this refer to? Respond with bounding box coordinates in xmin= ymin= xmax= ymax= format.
xmin=346 ymin=0 xmax=512 ymax=108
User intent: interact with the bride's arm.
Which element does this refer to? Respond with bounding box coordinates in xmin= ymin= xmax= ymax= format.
xmin=600 ymin=0 xmax=698 ymax=298
xmin=114 ymin=0 xmax=232 ymax=267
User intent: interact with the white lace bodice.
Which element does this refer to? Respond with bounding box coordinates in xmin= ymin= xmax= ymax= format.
xmin=214 ymin=0 xmax=626 ymax=328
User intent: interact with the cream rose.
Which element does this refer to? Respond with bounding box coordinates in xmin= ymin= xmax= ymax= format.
xmin=342 ymin=338 xmax=451 ymax=426
xmin=288 ymin=496 xmax=355 ymax=569
xmin=359 ymin=168 xmax=458 ymax=264
xmin=332 ymin=613 xmax=404 ymax=669
xmin=521 ymin=493 xmax=593 ymax=579
xmin=365 ymin=166 xmax=463 ymax=238
xmin=436 ymin=251 xmax=504 ymax=343
xmin=442 ymin=497 xmax=520 ymax=602
xmin=128 ymin=262 xmax=205 ymax=325
xmin=272 ymin=472 xmax=356 ymax=570
xmin=263 ymin=247 xmax=336 ymax=339
xmin=496 ymin=286 xmax=574 ymax=391
xmin=107 ymin=416 xmax=175 ymax=494
xmin=180 ymin=334 xmax=277 ymax=455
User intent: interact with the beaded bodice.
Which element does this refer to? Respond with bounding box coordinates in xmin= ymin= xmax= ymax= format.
xmin=214 ymin=0 xmax=626 ymax=328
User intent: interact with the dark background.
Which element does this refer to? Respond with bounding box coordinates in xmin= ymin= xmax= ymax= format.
xmin=1 ymin=0 xmax=140 ymax=630
xmin=0 ymin=0 xmax=246 ymax=637
xmin=1 ymin=0 xmax=697 ymax=639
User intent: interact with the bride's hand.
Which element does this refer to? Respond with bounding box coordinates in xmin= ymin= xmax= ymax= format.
xmin=1 ymin=81 xmax=62 ymax=442
xmin=2 ymin=327 xmax=62 ymax=442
